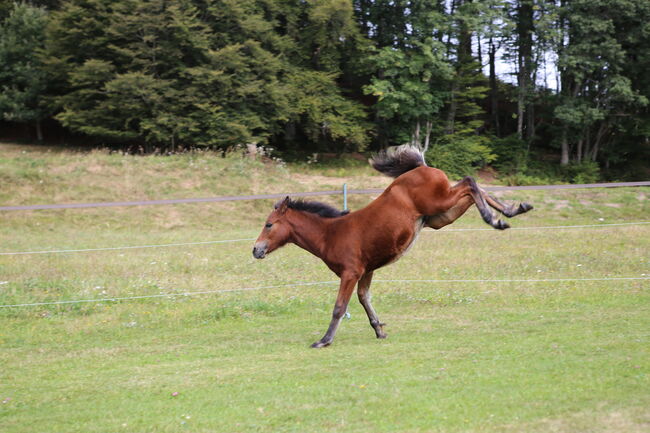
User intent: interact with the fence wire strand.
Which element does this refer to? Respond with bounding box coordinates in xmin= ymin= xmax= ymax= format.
xmin=1 ymin=221 xmax=648 ymax=256
xmin=1 ymin=277 xmax=648 ymax=309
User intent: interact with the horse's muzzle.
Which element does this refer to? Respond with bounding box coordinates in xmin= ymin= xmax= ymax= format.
xmin=252 ymin=243 xmax=267 ymax=259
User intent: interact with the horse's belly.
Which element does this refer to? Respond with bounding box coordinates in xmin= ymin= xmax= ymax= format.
xmin=370 ymin=217 xmax=425 ymax=270
xmin=392 ymin=217 xmax=426 ymax=261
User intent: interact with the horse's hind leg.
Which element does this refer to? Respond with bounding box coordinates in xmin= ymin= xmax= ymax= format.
xmin=357 ymin=272 xmax=386 ymax=339
xmin=425 ymin=195 xmax=474 ymax=229
xmin=425 ymin=177 xmax=510 ymax=230
xmin=482 ymin=189 xmax=533 ymax=218
xmin=461 ymin=177 xmax=510 ymax=230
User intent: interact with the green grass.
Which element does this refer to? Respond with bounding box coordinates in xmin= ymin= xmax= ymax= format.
xmin=1 ymin=142 xmax=649 ymax=432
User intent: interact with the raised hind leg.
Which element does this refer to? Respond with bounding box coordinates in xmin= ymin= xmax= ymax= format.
xmin=425 ymin=194 xmax=474 ymax=229
xmin=425 ymin=177 xmax=520 ymax=230
xmin=357 ymin=272 xmax=386 ymax=339
xmin=461 ymin=176 xmax=511 ymax=229
xmin=481 ymin=190 xmax=533 ymax=218
xmin=311 ymin=271 xmax=359 ymax=348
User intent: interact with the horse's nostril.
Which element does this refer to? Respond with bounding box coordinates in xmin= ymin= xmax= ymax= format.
xmin=253 ymin=246 xmax=266 ymax=259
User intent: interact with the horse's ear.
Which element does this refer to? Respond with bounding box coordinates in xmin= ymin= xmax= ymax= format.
xmin=277 ymin=196 xmax=290 ymax=215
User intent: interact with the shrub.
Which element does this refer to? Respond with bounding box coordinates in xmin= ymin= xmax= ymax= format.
xmin=563 ymin=161 xmax=600 ymax=184
xmin=425 ymin=134 xmax=495 ymax=179
xmin=490 ymin=134 xmax=528 ymax=174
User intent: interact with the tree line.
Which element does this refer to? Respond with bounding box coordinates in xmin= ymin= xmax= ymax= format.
xmin=1 ymin=0 xmax=649 ymax=181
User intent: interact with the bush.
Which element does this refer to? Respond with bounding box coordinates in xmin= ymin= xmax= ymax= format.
xmin=425 ymin=134 xmax=495 ymax=179
xmin=501 ymin=173 xmax=556 ymax=186
xmin=490 ymin=134 xmax=528 ymax=174
xmin=562 ymin=161 xmax=600 ymax=184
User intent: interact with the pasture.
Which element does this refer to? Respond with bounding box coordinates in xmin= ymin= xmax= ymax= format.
xmin=1 ymin=143 xmax=649 ymax=432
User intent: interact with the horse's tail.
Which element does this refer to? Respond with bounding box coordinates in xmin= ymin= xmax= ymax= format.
xmin=369 ymin=145 xmax=426 ymax=178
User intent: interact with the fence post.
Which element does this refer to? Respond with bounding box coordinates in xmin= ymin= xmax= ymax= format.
xmin=343 ymin=182 xmax=351 ymax=319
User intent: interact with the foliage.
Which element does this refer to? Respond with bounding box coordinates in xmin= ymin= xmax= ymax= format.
xmin=490 ymin=134 xmax=528 ymax=174
xmin=554 ymin=0 xmax=649 ymax=167
xmin=39 ymin=0 xmax=370 ymax=151
xmin=364 ymin=39 xmax=451 ymax=146
xmin=426 ymin=129 xmax=496 ymax=179
xmin=1 ymin=0 xmax=649 ymax=180
xmin=0 ymin=2 xmax=49 ymax=138
xmin=562 ymin=161 xmax=600 ymax=184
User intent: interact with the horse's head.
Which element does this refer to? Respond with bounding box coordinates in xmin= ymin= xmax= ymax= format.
xmin=253 ymin=197 xmax=293 ymax=259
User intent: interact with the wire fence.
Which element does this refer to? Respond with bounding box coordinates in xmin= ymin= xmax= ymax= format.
xmin=1 ymin=277 xmax=648 ymax=309
xmin=2 ymin=182 xmax=648 ymax=309
xmin=1 ymin=181 xmax=649 ymax=211
xmin=1 ymin=221 xmax=648 ymax=256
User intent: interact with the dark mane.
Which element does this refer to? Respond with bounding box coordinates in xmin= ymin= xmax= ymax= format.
xmin=277 ymin=199 xmax=350 ymax=218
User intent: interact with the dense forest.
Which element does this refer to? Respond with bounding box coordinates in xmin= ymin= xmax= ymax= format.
xmin=1 ymin=0 xmax=649 ymax=181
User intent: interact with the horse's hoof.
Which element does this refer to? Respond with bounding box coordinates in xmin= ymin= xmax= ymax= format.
xmin=519 ymin=202 xmax=534 ymax=214
xmin=496 ymin=220 xmax=510 ymax=230
xmin=310 ymin=340 xmax=331 ymax=348
xmin=375 ymin=323 xmax=387 ymax=339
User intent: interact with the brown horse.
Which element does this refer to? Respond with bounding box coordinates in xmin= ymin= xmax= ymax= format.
xmin=253 ymin=146 xmax=532 ymax=348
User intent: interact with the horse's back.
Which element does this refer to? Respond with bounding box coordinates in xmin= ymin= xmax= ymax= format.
xmin=378 ymin=166 xmax=453 ymax=216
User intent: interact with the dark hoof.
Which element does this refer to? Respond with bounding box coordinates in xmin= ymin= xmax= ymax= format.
xmin=310 ymin=340 xmax=331 ymax=348
xmin=375 ymin=323 xmax=387 ymax=339
xmin=519 ymin=202 xmax=534 ymax=214
xmin=495 ymin=220 xmax=510 ymax=230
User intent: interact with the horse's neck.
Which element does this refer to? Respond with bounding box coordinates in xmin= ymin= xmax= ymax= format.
xmin=288 ymin=211 xmax=328 ymax=258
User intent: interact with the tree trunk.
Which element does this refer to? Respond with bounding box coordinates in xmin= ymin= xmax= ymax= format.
xmin=584 ymin=126 xmax=592 ymax=161
xmin=576 ymin=138 xmax=583 ymax=163
xmin=516 ymin=0 xmax=534 ymax=141
xmin=445 ymin=80 xmax=458 ymax=135
xmin=591 ymin=122 xmax=607 ymax=161
xmin=445 ymin=0 xmax=458 ymax=58
xmin=35 ymin=119 xmax=43 ymax=142
xmin=516 ymin=94 xmax=524 ymax=140
xmin=412 ymin=120 xmax=421 ymax=147
xmin=526 ymin=103 xmax=535 ymax=147
xmin=488 ymin=37 xmax=500 ymax=136
xmin=446 ymin=0 xmax=471 ymax=136
xmin=285 ymin=121 xmax=296 ymax=143
xmin=423 ymin=119 xmax=432 ymax=154
xmin=560 ymin=127 xmax=569 ymax=165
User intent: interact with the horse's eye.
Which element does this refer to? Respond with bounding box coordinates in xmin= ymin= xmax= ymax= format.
xmin=265 ymin=222 xmax=273 ymax=228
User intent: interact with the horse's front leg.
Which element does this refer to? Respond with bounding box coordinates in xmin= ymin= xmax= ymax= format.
xmin=311 ymin=271 xmax=359 ymax=348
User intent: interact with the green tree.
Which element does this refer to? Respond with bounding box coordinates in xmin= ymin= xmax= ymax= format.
xmin=43 ymin=0 xmax=370 ymax=151
xmin=0 ymin=2 xmax=49 ymax=140
xmin=281 ymin=0 xmax=371 ymax=151
xmin=48 ymin=0 xmax=213 ymax=149
xmin=364 ymin=39 xmax=451 ymax=151
xmin=555 ymin=0 xmax=647 ymax=167
xmin=361 ymin=1 xmax=451 ymax=150
xmin=424 ymin=0 xmax=495 ymax=178
xmin=0 ymin=0 xmax=12 ymax=20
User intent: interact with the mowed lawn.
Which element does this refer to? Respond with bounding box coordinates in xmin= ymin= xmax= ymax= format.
xmin=1 ymin=143 xmax=649 ymax=432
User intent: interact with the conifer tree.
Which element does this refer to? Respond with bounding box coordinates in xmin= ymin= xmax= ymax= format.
xmin=0 ymin=2 xmax=49 ymax=140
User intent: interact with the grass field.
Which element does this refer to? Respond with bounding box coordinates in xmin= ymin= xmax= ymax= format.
xmin=1 ymin=143 xmax=649 ymax=432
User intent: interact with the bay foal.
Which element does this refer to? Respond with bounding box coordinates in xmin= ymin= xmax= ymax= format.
xmin=253 ymin=146 xmax=532 ymax=347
